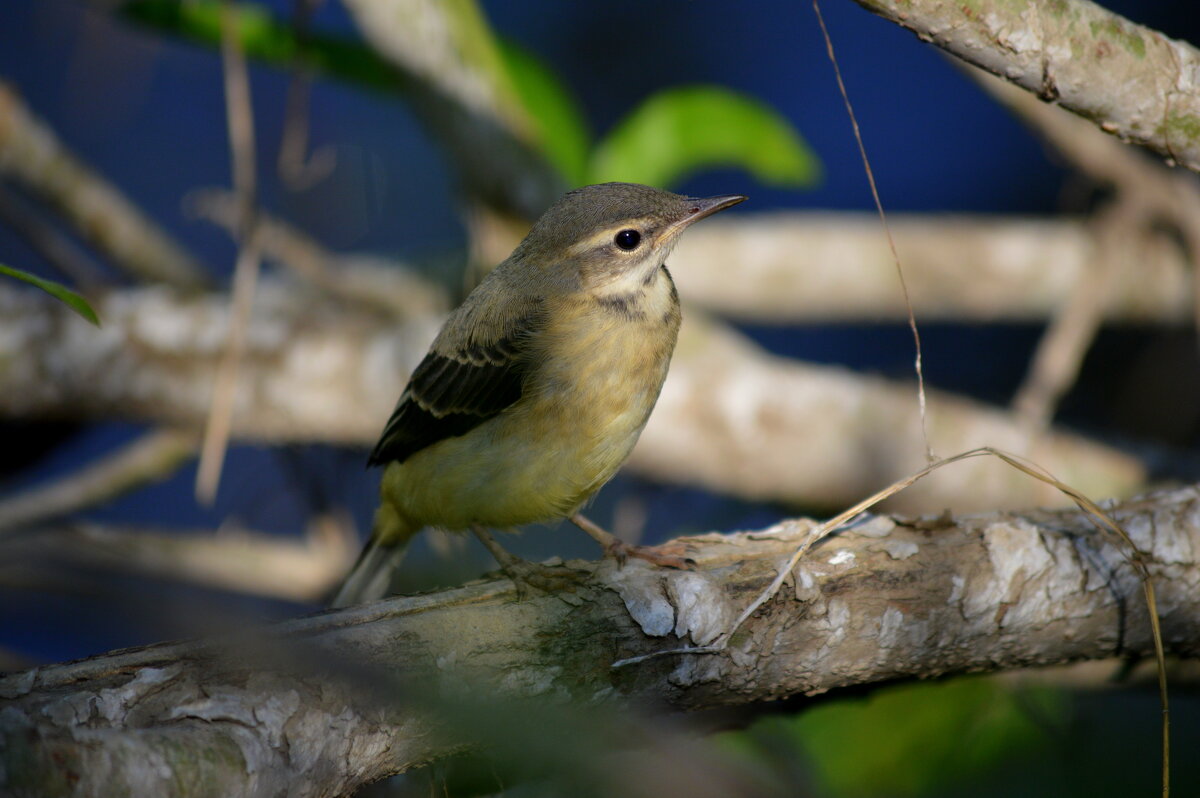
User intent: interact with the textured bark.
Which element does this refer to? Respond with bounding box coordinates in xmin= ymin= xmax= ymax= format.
xmin=0 ymin=283 xmax=1144 ymax=512
xmin=852 ymin=0 xmax=1200 ymax=173
xmin=3 ymin=485 xmax=1199 ymax=797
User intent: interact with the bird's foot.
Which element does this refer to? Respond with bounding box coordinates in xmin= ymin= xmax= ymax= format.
xmin=604 ymin=538 xmax=695 ymax=570
xmin=569 ymin=513 xmax=695 ymax=570
xmin=472 ymin=525 xmax=583 ymax=597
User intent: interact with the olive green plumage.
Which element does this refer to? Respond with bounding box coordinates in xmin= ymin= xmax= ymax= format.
xmin=333 ymin=183 xmax=745 ymax=607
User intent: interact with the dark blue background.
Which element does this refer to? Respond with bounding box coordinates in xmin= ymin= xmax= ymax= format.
xmin=1 ymin=0 xmax=1197 ymax=665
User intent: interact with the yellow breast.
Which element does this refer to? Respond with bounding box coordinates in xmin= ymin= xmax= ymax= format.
xmin=385 ymin=268 xmax=681 ymax=532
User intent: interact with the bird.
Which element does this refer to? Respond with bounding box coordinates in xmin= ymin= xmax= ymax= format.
xmin=332 ymin=182 xmax=746 ymax=607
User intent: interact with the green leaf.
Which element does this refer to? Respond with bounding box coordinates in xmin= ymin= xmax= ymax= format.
xmin=497 ymin=39 xmax=590 ymax=185
xmin=0 ymin=264 xmax=100 ymax=325
xmin=122 ymin=0 xmax=401 ymax=93
xmin=775 ymin=677 xmax=1064 ymax=797
xmin=589 ymin=85 xmax=820 ymax=190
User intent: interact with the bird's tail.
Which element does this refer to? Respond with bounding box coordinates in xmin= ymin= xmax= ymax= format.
xmin=330 ymin=502 xmax=418 ymax=608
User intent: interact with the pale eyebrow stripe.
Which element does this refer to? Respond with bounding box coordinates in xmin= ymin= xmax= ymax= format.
xmin=565 ymin=215 xmax=660 ymax=257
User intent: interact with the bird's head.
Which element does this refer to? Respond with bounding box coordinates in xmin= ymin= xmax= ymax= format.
xmin=512 ymin=182 xmax=746 ymax=293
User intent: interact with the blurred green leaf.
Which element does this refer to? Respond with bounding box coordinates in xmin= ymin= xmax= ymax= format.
xmin=0 ymin=264 xmax=99 ymax=326
xmin=498 ymin=39 xmax=590 ymax=185
xmin=722 ymin=677 xmax=1066 ymax=798
xmin=588 ymin=85 xmax=820 ymax=190
xmin=794 ymin=678 xmax=1063 ymax=797
xmin=122 ymin=0 xmax=401 ymax=93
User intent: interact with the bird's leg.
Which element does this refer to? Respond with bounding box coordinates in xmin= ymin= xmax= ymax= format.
xmin=471 ymin=525 xmax=579 ymax=595
xmin=568 ymin=513 xmax=694 ymax=569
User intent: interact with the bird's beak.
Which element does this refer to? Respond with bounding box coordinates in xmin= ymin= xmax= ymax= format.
xmin=666 ymin=194 xmax=748 ymax=237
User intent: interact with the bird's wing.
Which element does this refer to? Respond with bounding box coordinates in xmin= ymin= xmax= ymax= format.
xmin=367 ymin=307 xmax=542 ymax=467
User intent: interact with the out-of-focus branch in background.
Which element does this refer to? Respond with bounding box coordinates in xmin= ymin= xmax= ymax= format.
xmin=0 ymin=82 xmax=208 ymax=288
xmin=0 ymin=283 xmax=1145 ymax=513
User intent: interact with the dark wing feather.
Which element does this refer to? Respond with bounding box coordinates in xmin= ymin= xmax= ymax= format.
xmin=367 ymin=315 xmax=537 ymax=467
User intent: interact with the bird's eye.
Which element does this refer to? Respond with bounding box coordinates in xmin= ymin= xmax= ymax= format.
xmin=614 ymin=229 xmax=641 ymax=251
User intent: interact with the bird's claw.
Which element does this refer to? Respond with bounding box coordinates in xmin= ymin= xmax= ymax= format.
xmin=605 ymin=539 xmax=696 ymax=570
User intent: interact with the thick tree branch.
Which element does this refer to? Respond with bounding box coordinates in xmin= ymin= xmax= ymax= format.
xmin=0 ymin=283 xmax=1144 ymax=512
xmin=3 ymin=484 xmax=1198 ymax=796
xmin=852 ymin=0 xmax=1200 ymax=173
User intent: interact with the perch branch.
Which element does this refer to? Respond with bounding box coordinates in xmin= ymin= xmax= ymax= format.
xmin=3 ymin=484 xmax=1199 ymax=796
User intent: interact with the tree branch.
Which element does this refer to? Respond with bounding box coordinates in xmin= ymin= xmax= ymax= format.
xmin=0 ymin=283 xmax=1144 ymax=512
xmin=3 ymin=484 xmax=1198 ymax=796
xmin=851 ymin=0 xmax=1200 ymax=173
xmin=672 ymin=212 xmax=1190 ymax=322
xmin=0 ymin=82 xmax=208 ymax=289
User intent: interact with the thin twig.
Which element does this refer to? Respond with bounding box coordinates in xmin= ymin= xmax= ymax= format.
xmin=196 ymin=0 xmax=264 ymax=504
xmin=813 ymin=0 xmax=933 ymax=462
xmin=0 ymin=428 xmax=198 ymax=536
xmin=0 ymin=82 xmax=207 ymax=288
xmin=187 ymin=187 xmax=447 ymax=317
xmin=3 ymin=515 xmax=356 ymax=601
xmin=613 ymin=445 xmax=1172 ymax=796
xmin=1011 ymin=201 xmax=1136 ymax=432
xmin=0 ymin=182 xmax=108 ymax=289
xmin=277 ymin=0 xmax=335 ymax=189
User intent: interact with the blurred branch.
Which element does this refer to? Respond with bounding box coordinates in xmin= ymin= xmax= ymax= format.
xmin=276 ymin=0 xmax=336 ymax=189
xmin=961 ymin=65 xmax=1200 ymax=430
xmin=0 ymin=184 xmax=107 ymax=289
xmin=195 ymin=1 xmax=265 ymax=504
xmin=187 ymin=187 xmax=449 ymax=316
xmin=0 ymin=428 xmax=198 ymax=536
xmin=4 ymin=483 xmax=1199 ymax=795
xmin=0 ymin=282 xmax=1144 ymax=512
xmin=1009 ymin=200 xmax=1137 ymax=431
xmin=121 ymin=0 xmax=563 ymax=217
xmin=674 ymin=212 xmax=1190 ymax=323
xmin=338 ymin=0 xmax=563 ymax=216
xmin=637 ymin=313 xmax=1143 ymax=512
xmin=851 ymin=0 xmax=1200 ymax=174
xmin=1 ymin=516 xmax=354 ymax=601
xmin=339 ymin=0 xmax=528 ymax=138
xmin=0 ymin=81 xmax=207 ymax=289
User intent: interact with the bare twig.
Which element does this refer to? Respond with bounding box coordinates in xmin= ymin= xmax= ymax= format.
xmin=1011 ymin=202 xmax=1136 ymax=432
xmin=2 ymin=516 xmax=355 ymax=601
xmin=672 ymin=212 xmax=1190 ymax=323
xmin=276 ymin=0 xmax=335 ymax=189
xmin=196 ymin=2 xmax=264 ymax=504
xmin=187 ymin=187 xmax=448 ymax=317
xmin=0 ymin=428 xmax=198 ymax=536
xmin=0 ymin=183 xmax=107 ymax=289
xmin=0 ymin=82 xmax=207 ymax=288
xmin=814 ymin=0 xmax=932 ymax=461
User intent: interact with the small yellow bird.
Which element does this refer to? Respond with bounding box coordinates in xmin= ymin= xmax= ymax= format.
xmin=333 ymin=182 xmax=745 ymax=606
